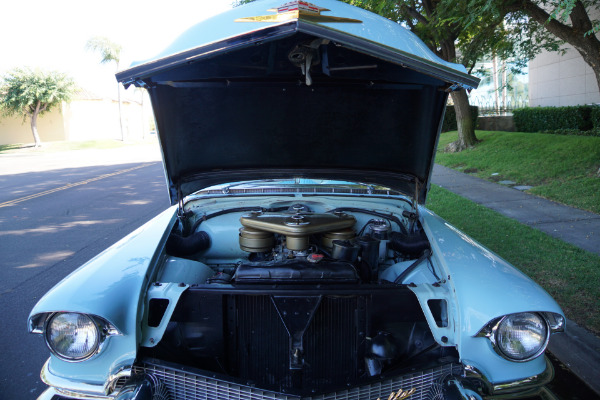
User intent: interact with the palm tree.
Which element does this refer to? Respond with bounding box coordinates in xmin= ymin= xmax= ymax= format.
xmin=85 ymin=36 xmax=124 ymax=141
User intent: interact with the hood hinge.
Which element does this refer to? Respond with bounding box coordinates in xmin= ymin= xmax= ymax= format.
xmin=411 ymin=178 xmax=421 ymax=232
xmin=177 ymin=186 xmax=185 ymax=219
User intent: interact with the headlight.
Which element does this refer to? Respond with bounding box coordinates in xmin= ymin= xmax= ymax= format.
xmin=45 ymin=313 xmax=100 ymax=361
xmin=476 ymin=312 xmax=551 ymax=362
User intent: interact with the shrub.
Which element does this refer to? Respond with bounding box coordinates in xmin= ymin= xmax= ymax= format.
xmin=592 ymin=105 xmax=600 ymax=130
xmin=442 ymin=105 xmax=479 ymax=132
xmin=513 ymin=106 xmax=594 ymax=132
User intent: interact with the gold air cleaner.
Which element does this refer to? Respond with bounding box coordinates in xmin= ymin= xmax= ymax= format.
xmin=240 ymin=211 xmax=356 ymax=252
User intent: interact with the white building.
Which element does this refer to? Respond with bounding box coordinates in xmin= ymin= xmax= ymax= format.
xmin=529 ymin=45 xmax=600 ymax=106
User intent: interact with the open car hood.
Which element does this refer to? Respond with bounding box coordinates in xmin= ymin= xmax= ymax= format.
xmin=117 ymin=0 xmax=479 ymax=205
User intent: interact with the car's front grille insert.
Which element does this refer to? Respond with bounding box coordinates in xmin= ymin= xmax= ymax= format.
xmin=229 ymin=294 xmax=365 ymax=389
xmin=133 ymin=361 xmax=462 ymax=400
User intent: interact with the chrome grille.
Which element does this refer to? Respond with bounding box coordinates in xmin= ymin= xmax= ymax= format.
xmin=133 ymin=362 xmax=462 ymax=400
xmin=110 ymin=376 xmax=129 ymax=393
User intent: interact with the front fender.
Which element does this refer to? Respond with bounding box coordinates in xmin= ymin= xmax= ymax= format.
xmin=29 ymin=206 xmax=177 ymax=386
xmin=419 ymin=208 xmax=563 ymax=384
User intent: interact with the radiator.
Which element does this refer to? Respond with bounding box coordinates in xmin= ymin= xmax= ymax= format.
xmin=228 ymin=295 xmax=366 ymax=390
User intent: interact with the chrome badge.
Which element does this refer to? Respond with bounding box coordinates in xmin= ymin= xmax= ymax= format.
xmin=235 ymin=1 xmax=362 ymax=23
xmin=377 ymin=388 xmax=416 ymax=400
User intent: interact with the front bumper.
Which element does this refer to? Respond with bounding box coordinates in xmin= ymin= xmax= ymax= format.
xmin=38 ymin=356 xmax=555 ymax=400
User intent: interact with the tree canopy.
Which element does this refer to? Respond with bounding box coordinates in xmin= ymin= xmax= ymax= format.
xmin=0 ymin=68 xmax=76 ymax=146
xmin=456 ymin=0 xmax=600 ymax=92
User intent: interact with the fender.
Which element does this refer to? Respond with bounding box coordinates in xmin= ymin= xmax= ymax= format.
xmin=417 ymin=208 xmax=563 ymax=384
xmin=28 ymin=206 xmax=177 ymax=386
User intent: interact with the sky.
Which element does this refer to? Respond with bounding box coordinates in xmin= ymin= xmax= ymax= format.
xmin=0 ymin=0 xmax=234 ymax=98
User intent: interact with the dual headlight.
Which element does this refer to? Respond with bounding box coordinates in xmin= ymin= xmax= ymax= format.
xmin=478 ymin=312 xmax=563 ymax=362
xmin=43 ymin=313 xmax=107 ymax=361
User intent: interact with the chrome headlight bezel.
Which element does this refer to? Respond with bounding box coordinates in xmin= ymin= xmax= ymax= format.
xmin=41 ymin=312 xmax=118 ymax=362
xmin=476 ymin=312 xmax=562 ymax=363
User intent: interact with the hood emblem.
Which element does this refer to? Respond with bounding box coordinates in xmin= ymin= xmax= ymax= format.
xmin=235 ymin=1 xmax=362 ymax=23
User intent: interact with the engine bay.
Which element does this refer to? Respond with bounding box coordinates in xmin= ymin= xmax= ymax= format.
xmin=163 ymin=199 xmax=432 ymax=286
xmin=143 ymin=197 xmax=453 ymax=393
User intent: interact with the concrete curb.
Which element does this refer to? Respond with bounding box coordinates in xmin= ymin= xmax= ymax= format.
xmin=549 ymin=319 xmax=600 ymax=395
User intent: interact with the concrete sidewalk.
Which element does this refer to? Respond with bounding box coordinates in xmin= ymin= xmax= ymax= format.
xmin=432 ymin=164 xmax=600 ymax=256
xmin=432 ymin=164 xmax=600 ymax=395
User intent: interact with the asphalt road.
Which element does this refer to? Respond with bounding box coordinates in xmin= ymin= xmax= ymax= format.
xmin=0 ymin=158 xmax=169 ymax=399
xmin=0 ymin=150 xmax=597 ymax=399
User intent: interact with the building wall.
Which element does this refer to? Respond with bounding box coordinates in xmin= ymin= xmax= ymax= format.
xmin=0 ymin=107 xmax=67 ymax=145
xmin=62 ymin=99 xmax=121 ymax=141
xmin=529 ymin=5 xmax=599 ymax=108
xmin=529 ymin=45 xmax=600 ymax=107
xmin=0 ymin=98 xmax=150 ymax=145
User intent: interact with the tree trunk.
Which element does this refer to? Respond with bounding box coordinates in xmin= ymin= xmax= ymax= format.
xmin=437 ymin=38 xmax=479 ymax=153
xmin=30 ymin=101 xmax=42 ymax=147
xmin=445 ymin=89 xmax=478 ymax=152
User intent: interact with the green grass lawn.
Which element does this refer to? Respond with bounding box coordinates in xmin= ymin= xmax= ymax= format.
xmin=436 ymin=131 xmax=600 ymax=214
xmin=427 ymin=184 xmax=600 ymax=334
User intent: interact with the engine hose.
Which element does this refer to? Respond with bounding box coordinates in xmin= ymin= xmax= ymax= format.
xmin=189 ymin=207 xmax=264 ymax=234
xmin=394 ymin=249 xmax=431 ymax=284
xmin=166 ymin=231 xmax=211 ymax=257
xmin=388 ymin=230 xmax=429 ymax=256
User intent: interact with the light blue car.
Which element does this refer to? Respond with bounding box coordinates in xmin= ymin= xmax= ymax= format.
xmin=29 ymin=1 xmax=564 ymax=399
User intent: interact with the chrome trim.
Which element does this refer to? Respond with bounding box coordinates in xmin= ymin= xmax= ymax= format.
xmin=463 ymin=356 xmax=554 ymax=397
xmin=493 ymin=356 xmax=554 ymax=392
xmin=29 ymin=312 xmax=48 ymax=334
xmin=462 ymin=364 xmax=492 ymax=393
xmin=54 ymin=387 xmax=114 ymax=400
xmin=445 ymin=377 xmax=483 ymax=400
xmin=43 ymin=312 xmax=120 ymax=363
xmin=105 ymin=367 xmax=133 ymax=395
xmin=114 ymin=374 xmax=170 ymax=400
xmin=542 ymin=312 xmax=565 ymax=333
xmin=37 ymin=387 xmax=113 ymax=400
xmin=40 ymin=357 xmax=127 ymax=398
xmin=474 ymin=312 xmax=551 ymax=363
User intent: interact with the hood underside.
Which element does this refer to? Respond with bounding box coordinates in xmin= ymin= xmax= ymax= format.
xmin=117 ymin=1 xmax=479 ymax=205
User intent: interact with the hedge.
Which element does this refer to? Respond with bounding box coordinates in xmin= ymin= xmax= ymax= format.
xmin=541 ymin=128 xmax=600 ymax=137
xmin=513 ymin=106 xmax=597 ymax=133
xmin=442 ymin=105 xmax=479 ymax=132
xmin=593 ymin=106 xmax=600 ymax=130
